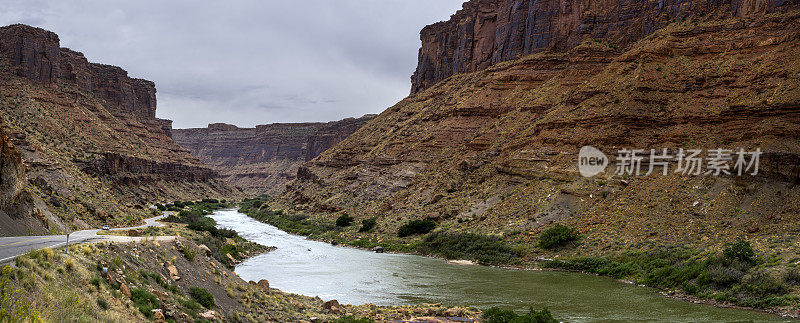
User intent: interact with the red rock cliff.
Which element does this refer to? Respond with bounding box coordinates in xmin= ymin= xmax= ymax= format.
xmin=172 ymin=115 xmax=375 ymax=195
xmin=411 ymin=0 xmax=799 ymax=93
xmin=0 ymin=24 xmax=239 ymax=231
xmin=0 ymin=25 xmax=157 ymax=119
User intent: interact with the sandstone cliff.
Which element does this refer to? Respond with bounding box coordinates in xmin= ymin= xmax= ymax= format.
xmin=0 ymin=24 xmax=239 ymax=235
xmin=411 ymin=0 xmax=800 ymax=93
xmin=285 ymin=3 xmax=800 ymax=252
xmin=173 ymin=115 xmax=375 ymax=195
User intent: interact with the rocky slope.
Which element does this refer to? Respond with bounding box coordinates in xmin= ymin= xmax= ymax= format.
xmin=284 ymin=1 xmax=800 ymax=254
xmin=0 ymin=24 xmax=239 ymax=235
xmin=173 ymin=115 xmax=374 ymax=195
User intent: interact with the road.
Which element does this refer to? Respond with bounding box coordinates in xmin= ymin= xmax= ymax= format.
xmin=0 ymin=213 xmax=168 ymax=264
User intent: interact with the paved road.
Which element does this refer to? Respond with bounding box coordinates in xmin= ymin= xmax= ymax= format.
xmin=0 ymin=213 xmax=167 ymax=264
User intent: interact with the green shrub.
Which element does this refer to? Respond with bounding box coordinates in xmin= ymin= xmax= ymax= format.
xmin=538 ymin=224 xmax=579 ymax=249
xmin=332 ymin=316 xmax=374 ymax=323
xmin=155 ymin=203 xmax=166 ymax=211
xmin=398 ymin=220 xmax=437 ymax=237
xmin=181 ymin=245 xmax=196 ymax=261
xmin=418 ymin=232 xmax=523 ymax=265
xmin=189 ymin=287 xmax=215 ymax=308
xmin=202 ymin=198 xmax=219 ymax=204
xmin=336 ymin=214 xmax=355 ymax=227
xmin=130 ymin=288 xmax=160 ymax=318
xmin=97 ymin=297 xmax=109 ymax=310
xmin=483 ymin=307 xmax=558 ymax=323
xmin=359 ymin=218 xmax=378 ymax=232
xmin=723 ymin=240 xmax=754 ymax=264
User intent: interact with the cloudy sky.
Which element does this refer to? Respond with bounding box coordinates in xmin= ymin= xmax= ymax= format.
xmin=0 ymin=0 xmax=465 ymax=128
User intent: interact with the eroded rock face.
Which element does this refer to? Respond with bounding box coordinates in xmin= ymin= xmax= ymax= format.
xmin=0 ymin=24 xmax=238 ymax=231
xmin=173 ymin=115 xmax=375 ymax=195
xmin=0 ymin=24 xmax=60 ymax=84
xmin=411 ymin=0 xmax=799 ymax=93
xmin=286 ymin=6 xmax=800 ymax=250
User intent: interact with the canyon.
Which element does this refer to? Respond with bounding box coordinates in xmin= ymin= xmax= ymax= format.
xmin=0 ymin=24 xmax=238 ymax=236
xmin=283 ymin=0 xmax=800 ymax=255
xmin=172 ymin=115 xmax=375 ymax=195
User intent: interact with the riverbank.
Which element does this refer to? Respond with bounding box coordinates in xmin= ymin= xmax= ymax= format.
xmin=237 ymin=198 xmax=800 ymax=320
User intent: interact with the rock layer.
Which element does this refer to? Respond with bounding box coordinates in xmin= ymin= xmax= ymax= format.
xmin=0 ymin=24 xmax=238 ymax=234
xmin=285 ymin=5 xmax=800 ymax=250
xmin=173 ymin=115 xmax=375 ymax=195
xmin=411 ymin=0 xmax=799 ymax=93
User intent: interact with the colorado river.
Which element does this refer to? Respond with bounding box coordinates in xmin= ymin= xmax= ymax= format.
xmin=210 ymin=209 xmax=791 ymax=322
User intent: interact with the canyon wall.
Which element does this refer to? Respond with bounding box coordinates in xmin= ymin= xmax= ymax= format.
xmin=173 ymin=115 xmax=375 ymax=195
xmin=411 ymin=0 xmax=800 ymax=93
xmin=0 ymin=24 xmax=238 ymax=234
xmin=285 ymin=3 xmax=800 ymax=251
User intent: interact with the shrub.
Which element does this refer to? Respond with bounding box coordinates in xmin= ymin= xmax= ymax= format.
xmin=782 ymin=268 xmax=800 ymax=286
xmin=336 ymin=214 xmax=355 ymax=227
xmin=538 ymin=224 xmax=579 ymax=249
xmin=97 ymin=297 xmax=109 ymax=310
xmin=202 ymin=198 xmax=220 ymax=204
xmin=332 ymin=316 xmax=374 ymax=323
xmin=723 ymin=240 xmax=755 ymax=264
xmin=483 ymin=307 xmax=558 ymax=323
xmin=189 ymin=287 xmax=215 ymax=308
xmin=155 ymin=203 xmax=166 ymax=211
xmin=181 ymin=245 xmax=196 ymax=261
xmin=359 ymin=218 xmax=377 ymax=232
xmin=130 ymin=288 xmax=160 ymax=318
xmin=398 ymin=220 xmax=437 ymax=237
xmin=418 ymin=232 xmax=523 ymax=265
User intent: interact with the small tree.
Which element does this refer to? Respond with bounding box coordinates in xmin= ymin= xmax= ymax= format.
xmin=398 ymin=220 xmax=437 ymax=237
xmin=336 ymin=214 xmax=355 ymax=227
xmin=538 ymin=224 xmax=579 ymax=249
xmin=359 ymin=218 xmax=377 ymax=232
xmin=724 ymin=239 xmax=755 ymax=264
xmin=189 ymin=287 xmax=215 ymax=308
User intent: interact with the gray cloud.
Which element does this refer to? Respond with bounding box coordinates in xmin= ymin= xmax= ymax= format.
xmin=0 ymin=0 xmax=465 ymax=128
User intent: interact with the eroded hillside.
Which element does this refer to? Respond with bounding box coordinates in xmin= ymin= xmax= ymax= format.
xmin=0 ymin=24 xmax=239 ymax=235
xmin=283 ymin=2 xmax=800 ymax=252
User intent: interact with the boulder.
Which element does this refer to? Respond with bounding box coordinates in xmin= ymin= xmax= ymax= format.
xmin=198 ymin=310 xmax=218 ymax=320
xmin=322 ymin=299 xmax=344 ymax=315
xmin=198 ymin=244 xmax=212 ymax=256
xmin=119 ymin=283 xmax=131 ymax=298
xmin=257 ymin=279 xmax=270 ymax=290
xmin=152 ymin=309 xmax=165 ymax=322
xmin=167 ymin=265 xmax=180 ymax=281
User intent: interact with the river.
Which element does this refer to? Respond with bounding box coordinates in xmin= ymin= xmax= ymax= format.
xmin=209 ymin=209 xmax=791 ymax=322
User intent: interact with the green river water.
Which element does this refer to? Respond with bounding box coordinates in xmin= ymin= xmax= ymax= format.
xmin=210 ymin=209 xmax=793 ymax=322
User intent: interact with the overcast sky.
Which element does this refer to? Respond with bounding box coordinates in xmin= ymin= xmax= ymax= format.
xmin=0 ymin=0 xmax=465 ymax=128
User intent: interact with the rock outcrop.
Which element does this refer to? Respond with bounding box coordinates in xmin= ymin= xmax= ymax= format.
xmin=0 ymin=24 xmax=238 ymax=234
xmin=173 ymin=115 xmax=375 ymax=195
xmin=285 ymin=3 xmax=800 ymax=250
xmin=411 ymin=0 xmax=800 ymax=93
